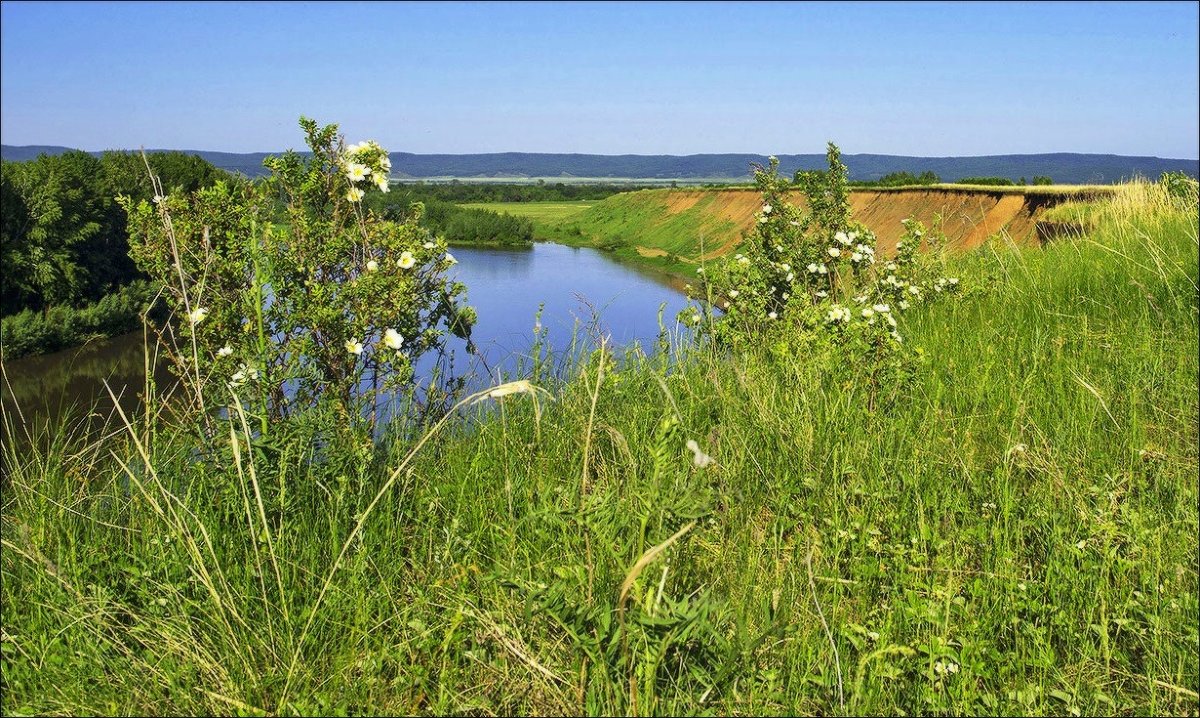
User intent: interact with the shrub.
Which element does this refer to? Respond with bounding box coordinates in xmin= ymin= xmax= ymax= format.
xmin=442 ymin=206 xmax=533 ymax=246
xmin=688 ymin=143 xmax=960 ymax=403
xmin=1160 ymin=170 xmax=1199 ymax=203
xmin=0 ymin=280 xmax=158 ymax=359
xmin=122 ymin=118 xmax=475 ymax=437
xmin=956 ymin=176 xmax=1016 ymax=186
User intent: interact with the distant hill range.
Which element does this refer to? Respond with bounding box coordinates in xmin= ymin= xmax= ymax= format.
xmin=3 ymin=144 xmax=1197 ymax=184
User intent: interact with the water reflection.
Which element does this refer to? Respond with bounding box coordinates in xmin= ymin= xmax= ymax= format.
xmin=2 ymin=243 xmax=692 ymax=438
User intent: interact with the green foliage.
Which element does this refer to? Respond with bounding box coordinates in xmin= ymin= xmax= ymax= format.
xmin=0 ymin=280 xmax=159 ymax=358
xmin=690 ymin=144 xmax=959 ymax=391
xmin=2 ymin=171 xmax=1198 ymax=715
xmin=1160 ymin=170 xmax=1199 ymax=203
xmin=1032 ymin=175 xmax=1053 ymax=185
xmin=371 ymin=194 xmax=533 ymax=246
xmin=0 ymin=150 xmax=224 ymax=318
xmin=122 ymin=117 xmax=475 ymax=434
xmin=378 ymin=181 xmax=638 ymax=204
xmin=2 ymin=152 xmax=107 ymax=312
xmin=794 ymin=143 xmax=851 ymax=231
xmin=442 ymin=204 xmax=533 ymax=245
xmin=955 ymin=176 xmax=1016 ymax=186
xmin=850 ymin=170 xmax=941 ymax=188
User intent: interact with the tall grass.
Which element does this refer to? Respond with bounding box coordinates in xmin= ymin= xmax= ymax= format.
xmin=2 ymin=181 xmax=1197 ymax=715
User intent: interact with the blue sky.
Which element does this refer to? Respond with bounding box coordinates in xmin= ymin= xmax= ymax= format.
xmin=2 ymin=1 xmax=1197 ymax=157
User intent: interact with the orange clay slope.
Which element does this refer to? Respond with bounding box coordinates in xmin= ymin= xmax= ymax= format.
xmin=557 ymin=186 xmax=1111 ymax=264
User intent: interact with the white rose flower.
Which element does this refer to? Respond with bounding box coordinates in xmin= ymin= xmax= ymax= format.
xmin=345 ymin=162 xmax=371 ymax=183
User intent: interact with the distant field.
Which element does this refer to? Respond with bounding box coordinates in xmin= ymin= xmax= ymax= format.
xmin=459 ymin=200 xmax=598 ymax=223
xmin=399 ymin=176 xmax=738 ymax=185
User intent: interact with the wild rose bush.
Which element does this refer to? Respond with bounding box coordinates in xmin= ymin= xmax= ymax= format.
xmin=123 ymin=117 xmax=475 ymax=434
xmin=687 ymin=143 xmax=960 ymax=398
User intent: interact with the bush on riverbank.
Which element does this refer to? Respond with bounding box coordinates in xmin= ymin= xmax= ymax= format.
xmin=373 ymin=194 xmax=535 ymax=247
xmin=442 ymin=203 xmax=534 ymax=246
xmin=0 ymin=280 xmax=160 ymax=359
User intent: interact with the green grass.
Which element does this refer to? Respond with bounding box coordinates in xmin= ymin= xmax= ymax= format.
xmin=531 ymin=189 xmax=745 ymax=276
xmin=2 ymin=184 xmax=1198 ymax=715
xmin=459 ymin=200 xmax=600 ymax=224
xmin=489 ymin=185 xmax=1122 ymax=281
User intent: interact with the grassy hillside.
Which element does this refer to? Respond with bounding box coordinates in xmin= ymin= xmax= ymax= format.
xmin=459 ymin=200 xmax=600 ymax=223
xmin=522 ymin=186 xmax=1113 ymax=276
xmin=3 ymin=181 xmax=1197 ymax=715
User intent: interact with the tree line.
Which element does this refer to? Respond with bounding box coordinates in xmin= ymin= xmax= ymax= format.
xmin=381 ymin=180 xmax=640 ymax=204
xmin=1 ymin=150 xmax=226 ymax=317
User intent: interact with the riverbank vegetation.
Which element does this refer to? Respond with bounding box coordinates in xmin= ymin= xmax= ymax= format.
xmin=0 ymin=150 xmax=225 ymax=356
xmin=379 ymin=196 xmax=536 ymax=247
xmin=848 ymin=170 xmax=942 ymax=188
xmin=365 ymin=182 xmax=642 ymax=248
xmin=459 ymin=200 xmax=599 ymax=224
xmin=2 ymin=121 xmax=1197 ymax=716
xmin=0 ymin=280 xmax=162 ymax=359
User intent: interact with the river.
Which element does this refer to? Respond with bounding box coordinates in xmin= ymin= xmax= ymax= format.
xmin=0 ymin=243 xmax=692 ymax=438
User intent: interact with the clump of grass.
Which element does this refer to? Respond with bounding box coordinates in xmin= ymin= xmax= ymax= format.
xmin=2 ymin=181 xmax=1197 ymax=715
xmin=1042 ymin=177 xmax=1190 ymax=227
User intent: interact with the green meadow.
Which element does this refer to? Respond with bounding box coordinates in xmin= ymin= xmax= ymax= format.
xmin=459 ymin=200 xmax=601 ymax=224
xmin=2 ymin=179 xmax=1197 ymax=716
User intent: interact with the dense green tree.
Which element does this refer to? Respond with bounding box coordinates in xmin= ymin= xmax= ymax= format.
xmin=849 ymin=170 xmax=941 ymax=188
xmin=1 ymin=150 xmax=227 ymax=317
xmin=1 ymin=166 xmax=32 ymax=314
xmin=100 ymin=150 xmax=227 ymax=205
xmin=2 ymin=152 xmax=108 ymax=312
xmin=956 ymin=176 xmax=1017 ymax=186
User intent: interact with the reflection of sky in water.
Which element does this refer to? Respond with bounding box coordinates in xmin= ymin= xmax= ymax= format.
xmin=3 ymin=243 xmax=691 ymax=434
xmin=419 ymin=243 xmax=691 ymax=385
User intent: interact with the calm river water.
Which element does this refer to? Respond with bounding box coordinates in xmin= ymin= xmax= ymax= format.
xmin=0 ymin=243 xmax=691 ymax=435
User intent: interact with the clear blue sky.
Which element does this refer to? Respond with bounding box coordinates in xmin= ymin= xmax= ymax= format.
xmin=2 ymin=1 xmax=1197 ymax=158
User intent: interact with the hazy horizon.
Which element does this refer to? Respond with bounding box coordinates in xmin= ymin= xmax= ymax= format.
xmin=2 ymin=1 xmax=1198 ymax=158
xmin=2 ymin=141 xmax=1197 ymax=162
